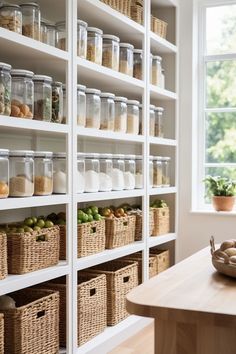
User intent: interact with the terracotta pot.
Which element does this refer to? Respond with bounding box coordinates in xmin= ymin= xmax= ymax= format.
xmin=212 ymin=196 xmax=236 ymax=212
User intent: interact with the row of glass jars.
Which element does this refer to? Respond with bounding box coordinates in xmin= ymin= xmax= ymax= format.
xmin=77 ymin=153 xmax=143 ymax=193
xmin=0 ymin=62 xmax=63 ymax=123
xmin=0 ymin=149 xmax=67 ymax=198
xmin=151 ymin=54 xmax=165 ymax=89
xmin=149 ymin=156 xmax=171 ymax=188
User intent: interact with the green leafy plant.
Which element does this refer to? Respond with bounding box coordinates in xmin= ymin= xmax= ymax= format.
xmin=204 ymin=175 xmax=236 ymax=197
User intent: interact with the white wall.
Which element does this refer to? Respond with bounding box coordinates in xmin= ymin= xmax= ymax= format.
xmin=177 ymin=0 xmax=236 ymax=261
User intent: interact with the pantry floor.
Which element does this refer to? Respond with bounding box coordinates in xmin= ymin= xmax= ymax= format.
xmin=109 ymin=322 xmax=154 ymax=354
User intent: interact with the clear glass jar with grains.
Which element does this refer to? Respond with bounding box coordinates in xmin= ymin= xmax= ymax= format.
xmin=33 ymin=75 xmax=52 ymax=121
xmin=11 ymin=69 xmax=34 ymax=119
xmin=0 ymin=4 xmax=22 ymax=34
xmin=20 ymin=2 xmax=41 ymax=40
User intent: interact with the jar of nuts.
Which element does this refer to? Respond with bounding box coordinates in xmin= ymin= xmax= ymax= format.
xmin=0 ymin=4 xmax=22 ymax=34
xmin=119 ymin=43 xmax=134 ymax=76
xmin=52 ymin=81 xmax=63 ymax=123
xmin=77 ymin=19 xmax=87 ymax=59
xmin=102 ymin=34 xmax=120 ymax=71
xmin=85 ymin=88 xmax=101 ymax=129
xmin=133 ymin=49 xmax=143 ymax=80
xmin=11 ymin=69 xmax=34 ymax=119
xmin=87 ymin=27 xmax=103 ymax=65
xmin=0 ymin=62 xmax=11 ymax=116
xmin=0 ymin=149 xmax=9 ymax=199
xmin=100 ymin=92 xmax=115 ymax=131
xmin=114 ymin=96 xmax=127 ymax=133
xmin=34 ymin=151 xmax=53 ymax=196
xmin=20 ymin=2 xmax=41 ymax=41
xmin=33 ymin=75 xmax=52 ymax=122
xmin=56 ymin=21 xmax=66 ymax=50
xmin=77 ymin=84 xmax=86 ymax=127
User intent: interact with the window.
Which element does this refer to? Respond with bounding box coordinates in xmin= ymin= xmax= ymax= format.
xmin=198 ymin=1 xmax=236 ymax=209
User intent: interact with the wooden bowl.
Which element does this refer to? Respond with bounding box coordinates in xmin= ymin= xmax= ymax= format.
xmin=210 ymin=236 xmax=236 ymax=279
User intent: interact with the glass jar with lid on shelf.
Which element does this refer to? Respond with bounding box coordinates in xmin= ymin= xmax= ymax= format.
xmin=135 ymin=155 xmax=143 ymax=189
xmin=43 ymin=21 xmax=56 ymax=47
xmin=124 ymin=155 xmax=136 ymax=190
xmin=87 ymin=27 xmax=103 ymax=65
xmin=99 ymin=153 xmax=113 ymax=192
xmin=111 ymin=154 xmax=125 ymax=191
xmin=77 ymin=84 xmax=86 ymax=127
xmin=77 ymin=19 xmax=87 ymax=59
xmin=102 ymin=34 xmax=120 ymax=71
xmin=100 ymin=92 xmax=115 ymax=131
xmin=152 ymin=55 xmax=162 ymax=86
xmin=162 ymin=157 xmax=171 ymax=187
xmin=114 ymin=96 xmax=127 ymax=133
xmin=9 ymin=150 xmax=34 ymax=197
xmin=0 ymin=149 xmax=9 ymax=199
xmin=52 ymin=81 xmax=63 ymax=123
xmin=56 ymin=21 xmax=66 ymax=50
xmin=62 ymin=84 xmax=66 ymax=124
xmin=139 ymin=103 xmax=143 ymax=135
xmin=0 ymin=62 xmax=11 ymax=116
xmin=149 ymin=156 xmax=154 ymax=188
xmin=85 ymin=88 xmax=101 ymax=129
xmin=20 ymin=2 xmax=41 ymax=41
xmin=133 ymin=49 xmax=143 ymax=80
xmin=154 ymin=106 xmax=164 ymax=137
xmin=33 ymin=75 xmax=52 ymax=122
xmin=77 ymin=152 xmax=85 ymax=194
xmin=84 ymin=153 xmax=100 ymax=193
xmin=0 ymin=4 xmax=22 ymax=34
xmin=11 ymin=69 xmax=34 ymax=119
xmin=40 ymin=19 xmax=47 ymax=43
xmin=126 ymin=100 xmax=139 ymax=135
xmin=149 ymin=104 xmax=155 ymax=137
xmin=153 ymin=156 xmax=163 ymax=188
xmin=34 ymin=151 xmax=53 ymax=196
xmin=119 ymin=43 xmax=134 ymax=76
xmin=53 ymin=152 xmax=67 ymax=194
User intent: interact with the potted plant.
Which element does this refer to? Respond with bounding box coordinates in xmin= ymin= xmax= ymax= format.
xmin=204 ymin=175 xmax=236 ymax=212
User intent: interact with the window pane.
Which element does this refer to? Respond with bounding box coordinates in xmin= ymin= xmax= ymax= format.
xmin=206 ymin=60 xmax=236 ymax=108
xmin=206 ymin=112 xmax=236 ymax=163
xmin=206 ymin=5 xmax=236 ymax=55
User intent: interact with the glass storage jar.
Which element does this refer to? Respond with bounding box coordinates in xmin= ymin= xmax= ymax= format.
xmin=0 ymin=149 xmax=9 ymax=199
xmin=62 ymin=84 xmax=66 ymax=124
xmin=0 ymin=4 xmax=22 ymax=34
xmin=135 ymin=155 xmax=143 ymax=189
xmin=100 ymin=92 xmax=115 ymax=131
xmin=0 ymin=62 xmax=11 ymax=116
xmin=77 ymin=152 xmax=85 ymax=194
xmin=114 ymin=96 xmax=127 ymax=133
xmin=149 ymin=104 xmax=155 ymax=137
xmin=162 ymin=157 xmax=171 ymax=187
xmin=139 ymin=104 xmax=143 ymax=135
xmin=33 ymin=75 xmax=52 ymax=122
xmin=102 ymin=34 xmax=120 ymax=71
xmin=77 ymin=19 xmax=87 ymax=59
xmin=85 ymin=88 xmax=101 ymax=129
xmin=119 ymin=43 xmax=134 ymax=76
xmin=153 ymin=156 xmax=163 ymax=188
xmin=9 ymin=150 xmax=34 ymax=197
xmin=46 ymin=22 xmax=56 ymax=46
xmin=20 ymin=2 xmax=41 ymax=40
xmin=127 ymin=100 xmax=139 ymax=135
xmin=149 ymin=156 xmax=154 ymax=187
xmin=111 ymin=154 xmax=125 ymax=191
xmin=53 ymin=152 xmax=67 ymax=194
xmin=161 ymin=69 xmax=165 ymax=89
xmin=34 ymin=151 xmax=53 ymax=196
xmin=77 ymin=84 xmax=86 ymax=127
xmin=87 ymin=27 xmax=103 ymax=65
xmin=152 ymin=55 xmax=162 ymax=86
xmin=154 ymin=106 xmax=164 ymax=137
xmin=133 ymin=49 xmax=143 ymax=80
xmin=56 ymin=21 xmax=66 ymax=50
xmin=124 ymin=155 xmax=135 ymax=190
xmin=52 ymin=81 xmax=63 ymax=123
xmin=84 ymin=153 xmax=100 ymax=193
xmin=11 ymin=69 xmax=34 ymax=119
xmin=40 ymin=19 xmax=47 ymax=43
xmin=99 ymin=153 xmax=113 ymax=192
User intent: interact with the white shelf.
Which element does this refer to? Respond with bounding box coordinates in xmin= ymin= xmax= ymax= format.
xmin=149 ymin=137 xmax=177 ymax=146
xmin=152 ymin=0 xmax=177 ymax=6
xmin=150 ymin=31 xmax=177 ymax=54
xmin=77 ymin=189 xmax=145 ymax=203
xmin=149 ymin=233 xmax=177 ymax=248
xmin=0 ymin=195 xmax=70 ymax=211
xmin=149 ymin=187 xmax=177 ymax=196
xmin=77 ymin=58 xmax=144 ymax=97
xmin=77 ymin=242 xmax=144 ymax=271
xmin=0 ymin=262 xmax=69 ymax=296
xmin=77 ymin=127 xmax=145 ymax=143
xmin=150 ymin=85 xmax=177 ymax=100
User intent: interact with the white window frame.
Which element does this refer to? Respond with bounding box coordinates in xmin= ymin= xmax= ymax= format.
xmin=196 ymin=0 xmax=236 ymax=210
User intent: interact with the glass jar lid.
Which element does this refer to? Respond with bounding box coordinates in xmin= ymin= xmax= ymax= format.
xmin=0 ymin=62 xmax=12 ymax=71
xmin=162 ymin=156 xmax=171 ymax=161
xmin=112 ymin=154 xmax=125 ymax=159
xmin=127 ymin=100 xmax=140 ymax=105
xmin=102 ymin=34 xmax=120 ymax=42
xmin=120 ymin=43 xmax=134 ymax=50
xmin=149 ymin=155 xmax=154 ymax=161
xmin=77 ymin=84 xmax=86 ymax=91
xmin=56 ymin=20 xmax=65 ymax=28
xmin=87 ymin=27 xmax=103 ymax=35
xmin=100 ymin=153 xmax=113 ymax=160
xmin=100 ymin=92 xmax=115 ymax=99
xmin=77 ymin=19 xmax=88 ymax=28
xmin=133 ymin=49 xmax=143 ymax=54
xmin=9 ymin=150 xmax=34 ymax=157
xmin=150 ymin=105 xmax=155 ymax=110
xmin=33 ymin=75 xmax=53 ymax=83
xmin=52 ymin=81 xmax=63 ymax=87
xmin=114 ymin=96 xmax=128 ymax=102
xmin=20 ymin=2 xmax=40 ymax=8
xmin=124 ymin=154 xmax=135 ymax=160
xmin=0 ymin=4 xmax=21 ymax=9
xmin=34 ymin=151 xmax=53 ymax=158
xmin=153 ymin=156 xmax=163 ymax=161
xmin=153 ymin=55 xmax=162 ymax=62
xmin=84 ymin=153 xmax=100 ymax=159
xmin=154 ymin=106 xmax=164 ymax=112
xmin=77 ymin=152 xmax=85 ymax=159
xmin=0 ymin=149 xmax=9 ymax=157
xmin=53 ymin=152 xmax=66 ymax=159
xmin=11 ymin=69 xmax=34 ymax=78
xmin=135 ymin=155 xmax=142 ymax=160
xmin=85 ymin=88 xmax=101 ymax=95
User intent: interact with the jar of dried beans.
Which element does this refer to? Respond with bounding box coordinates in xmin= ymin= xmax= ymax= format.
xmin=34 ymin=151 xmax=53 ymax=196
xmin=11 ymin=69 xmax=34 ymax=119
xmin=0 ymin=62 xmax=11 ymax=116
xmin=52 ymin=81 xmax=63 ymax=123
xmin=33 ymin=75 xmax=52 ymax=122
xmin=0 ymin=4 xmax=22 ymax=34
xmin=20 ymin=2 xmax=41 ymax=41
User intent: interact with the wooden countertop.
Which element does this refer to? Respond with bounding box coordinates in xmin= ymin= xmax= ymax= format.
xmin=127 ymin=247 xmax=236 ymax=328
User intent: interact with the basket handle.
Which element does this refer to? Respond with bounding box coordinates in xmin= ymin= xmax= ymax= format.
xmin=90 ymin=226 xmax=97 ymax=234
xmin=36 ymin=234 xmax=48 ymax=242
xmin=36 ymin=310 xmax=46 ymax=319
xmin=90 ymin=288 xmax=96 ymax=296
xmin=123 ymin=276 xmax=130 ymax=283
xmin=123 ymin=221 xmax=128 ymax=227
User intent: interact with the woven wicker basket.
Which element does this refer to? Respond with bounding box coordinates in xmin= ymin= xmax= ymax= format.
xmin=152 ymin=207 xmax=170 ymax=236
xmin=105 ymin=215 xmax=136 ymax=249
xmin=87 ymin=259 xmax=138 ymax=325
xmin=2 ymin=288 xmax=59 ymax=354
xmin=151 ymin=15 xmax=168 ymax=39
xmin=78 ymin=219 xmax=106 ymax=257
xmin=6 ymin=226 xmax=60 ymax=274
xmin=0 ymin=232 xmax=7 ymax=280
xmin=131 ymin=4 xmax=143 ymax=24
xmin=59 ymin=225 xmax=66 ymax=260
xmin=150 ymin=249 xmax=170 ymax=274
xmin=123 ymin=253 xmax=158 ymax=284
xmin=0 ymin=313 xmax=4 ymax=354
xmin=128 ymin=209 xmax=154 ymax=241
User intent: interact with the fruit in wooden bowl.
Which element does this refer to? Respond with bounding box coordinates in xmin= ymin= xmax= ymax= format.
xmin=210 ymin=236 xmax=236 ymax=278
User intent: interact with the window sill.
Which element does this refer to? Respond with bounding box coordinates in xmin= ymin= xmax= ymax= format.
xmin=191 ymin=209 xmax=236 ymax=216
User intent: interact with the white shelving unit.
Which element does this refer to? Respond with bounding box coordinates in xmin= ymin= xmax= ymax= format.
xmin=0 ymin=0 xmax=178 ymax=353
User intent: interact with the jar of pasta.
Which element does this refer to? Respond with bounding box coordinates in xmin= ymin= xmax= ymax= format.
xmin=11 ymin=69 xmax=34 ymax=119
xmin=20 ymin=2 xmax=41 ymax=40
xmin=87 ymin=27 xmax=103 ymax=65
xmin=162 ymin=157 xmax=171 ymax=187
xmin=102 ymin=34 xmax=120 ymax=71
xmin=0 ymin=62 xmax=11 ymax=116
xmin=0 ymin=149 xmax=9 ymax=199
xmin=77 ymin=84 xmax=86 ymax=127
xmin=149 ymin=156 xmax=154 ymax=187
xmin=0 ymin=4 xmax=22 ymax=34
xmin=77 ymin=19 xmax=87 ymax=59
xmin=127 ymin=100 xmax=139 ymax=135
xmin=133 ymin=49 xmax=143 ymax=80
xmin=56 ymin=21 xmax=66 ymax=50
xmin=152 ymin=55 xmax=162 ymax=86
xmin=52 ymin=81 xmax=63 ymax=123
xmin=119 ymin=43 xmax=134 ymax=76
xmin=149 ymin=105 xmax=155 ymax=137
xmin=154 ymin=106 xmax=164 ymax=137
xmin=153 ymin=156 xmax=163 ymax=188
xmin=114 ymin=96 xmax=127 ymax=133
xmin=85 ymin=88 xmax=101 ymax=129
xmin=100 ymin=92 xmax=115 ymax=131
xmin=33 ymin=75 xmax=52 ymax=121
xmin=34 ymin=151 xmax=53 ymax=196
